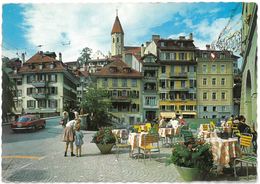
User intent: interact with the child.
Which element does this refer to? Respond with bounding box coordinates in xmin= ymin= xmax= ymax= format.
xmin=75 ymin=124 xmax=84 ymax=157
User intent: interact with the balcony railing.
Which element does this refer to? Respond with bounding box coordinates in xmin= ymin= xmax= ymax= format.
xmin=111 ymin=96 xmax=131 ymax=102
xmin=171 ymin=87 xmax=189 ymax=91
xmin=31 ymin=80 xmax=48 ymax=87
xmin=31 ymin=93 xmax=47 ymax=99
xmin=170 ymin=72 xmax=188 ymax=78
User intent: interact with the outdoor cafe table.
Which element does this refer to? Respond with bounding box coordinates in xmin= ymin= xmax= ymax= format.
xmin=128 ymin=132 xmax=148 ymax=157
xmin=158 ymin=127 xmax=180 ymax=146
xmin=112 ymin=129 xmax=128 ymax=139
xmin=205 ymin=137 xmax=241 ymax=173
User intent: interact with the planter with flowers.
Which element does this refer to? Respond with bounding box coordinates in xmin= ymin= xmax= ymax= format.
xmin=91 ymin=127 xmax=116 ymax=154
xmin=166 ymin=139 xmax=213 ymax=181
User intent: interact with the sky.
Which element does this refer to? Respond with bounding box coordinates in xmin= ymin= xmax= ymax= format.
xmin=2 ymin=1 xmax=242 ymax=63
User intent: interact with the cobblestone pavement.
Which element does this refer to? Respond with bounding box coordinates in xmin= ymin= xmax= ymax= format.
xmin=2 ymin=121 xmax=257 ymax=183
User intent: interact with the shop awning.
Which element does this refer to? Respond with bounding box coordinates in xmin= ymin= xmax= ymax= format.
xmin=160 ymin=112 xmax=176 ymax=118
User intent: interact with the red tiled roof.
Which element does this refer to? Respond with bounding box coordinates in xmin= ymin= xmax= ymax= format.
xmin=18 ymin=52 xmax=67 ymax=73
xmin=124 ymin=46 xmax=143 ymax=63
xmin=93 ymin=58 xmax=142 ymax=78
xmin=111 ymin=16 xmax=124 ymax=34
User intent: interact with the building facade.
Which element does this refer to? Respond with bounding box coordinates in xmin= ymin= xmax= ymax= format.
xmin=17 ymin=51 xmax=79 ymax=117
xmin=240 ymin=2 xmax=257 ymax=126
xmin=93 ymin=58 xmax=143 ymax=125
xmin=197 ymin=48 xmax=235 ymax=119
xmin=141 ymin=53 xmax=160 ymax=121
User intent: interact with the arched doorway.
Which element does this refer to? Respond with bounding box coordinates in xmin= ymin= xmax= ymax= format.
xmin=245 ymin=70 xmax=252 ymax=123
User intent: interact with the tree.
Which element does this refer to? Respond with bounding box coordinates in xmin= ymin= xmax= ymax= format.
xmin=2 ymin=58 xmax=16 ymax=123
xmin=77 ymin=47 xmax=92 ymax=66
xmin=81 ymin=85 xmax=112 ymax=130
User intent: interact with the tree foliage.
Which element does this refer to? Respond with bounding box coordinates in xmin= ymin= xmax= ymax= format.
xmin=2 ymin=58 xmax=16 ymax=123
xmin=81 ymin=85 xmax=112 ymax=130
xmin=77 ymin=47 xmax=92 ymax=66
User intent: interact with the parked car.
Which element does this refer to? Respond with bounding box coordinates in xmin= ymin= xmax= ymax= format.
xmin=11 ymin=115 xmax=46 ymax=132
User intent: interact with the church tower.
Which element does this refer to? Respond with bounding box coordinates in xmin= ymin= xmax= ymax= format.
xmin=111 ymin=11 xmax=124 ymax=56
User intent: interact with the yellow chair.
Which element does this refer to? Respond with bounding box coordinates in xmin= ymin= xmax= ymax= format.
xmin=138 ymin=133 xmax=160 ymax=163
xmin=226 ymin=120 xmax=233 ymax=127
xmin=202 ymin=124 xmax=210 ymax=131
xmin=234 ymin=133 xmax=257 ymax=180
xmin=133 ymin=125 xmax=141 ymax=133
xmin=145 ymin=123 xmax=152 ymax=132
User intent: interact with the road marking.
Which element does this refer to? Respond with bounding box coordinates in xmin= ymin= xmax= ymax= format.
xmin=20 ymin=163 xmax=32 ymax=169
xmin=2 ymin=155 xmax=44 ymax=160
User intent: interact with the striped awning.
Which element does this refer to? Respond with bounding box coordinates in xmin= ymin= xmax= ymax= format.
xmin=160 ymin=112 xmax=176 ymax=118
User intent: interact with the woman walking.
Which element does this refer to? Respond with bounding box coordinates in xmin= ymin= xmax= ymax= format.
xmin=63 ymin=119 xmax=81 ymax=157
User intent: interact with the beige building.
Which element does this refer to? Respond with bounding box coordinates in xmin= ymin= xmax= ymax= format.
xmin=197 ymin=47 xmax=237 ymax=119
xmin=16 ymin=51 xmax=79 ymax=117
xmin=240 ymin=3 xmax=257 ymax=126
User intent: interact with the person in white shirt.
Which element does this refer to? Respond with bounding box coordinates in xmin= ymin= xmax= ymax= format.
xmin=169 ymin=117 xmax=179 ymax=128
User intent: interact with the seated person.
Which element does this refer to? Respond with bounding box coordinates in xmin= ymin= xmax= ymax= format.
xmin=159 ymin=117 xmax=167 ymax=128
xmin=168 ymin=117 xmax=179 ymax=128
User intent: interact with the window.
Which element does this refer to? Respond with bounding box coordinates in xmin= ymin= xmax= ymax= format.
xmin=221 ymin=65 xmax=225 ymax=73
xmin=122 ymin=90 xmax=127 ymax=97
xmin=213 ymin=106 xmax=216 ymax=112
xmin=112 ymin=79 xmax=118 ymax=87
xmin=48 ymin=99 xmax=57 ymax=108
xmin=112 ymin=90 xmax=117 ymax=97
xmin=203 ymin=92 xmax=207 ymax=100
xmin=221 ymin=78 xmax=225 ymax=85
xmin=211 ymin=65 xmax=216 ymax=72
xmin=161 ymin=80 xmax=166 ymax=89
xmin=117 ymin=37 xmax=119 ymax=42
xmin=49 ymin=87 xmax=57 ymax=95
xmin=27 ymin=88 xmax=34 ymax=95
xmin=166 ymin=53 xmax=170 ymax=60
xmin=179 ymin=53 xmax=185 ymax=60
xmin=180 ymin=105 xmax=185 ymax=111
xmin=145 ymin=97 xmax=156 ymax=106
xmin=160 ymin=93 xmax=166 ymax=100
xmin=160 ymin=42 xmax=165 ymax=47
xmin=49 ymin=74 xmax=57 ymax=82
xmin=102 ymin=78 xmax=108 ymax=87
xmin=160 ymin=53 xmax=165 ymax=60
xmin=203 ymin=106 xmax=207 ymax=112
xmin=122 ymin=79 xmax=127 ymax=87
xmin=27 ymin=100 xmax=35 ymax=108
xmin=221 ymin=92 xmax=226 ymax=100
xmin=171 ymin=53 xmax=176 ymax=60
xmin=222 ymin=106 xmax=226 ymax=112
xmin=212 ymin=92 xmax=216 ymax=100
xmin=181 ymin=66 xmax=185 ymax=73
xmin=38 ymin=100 xmax=46 ymax=108
xmin=203 ymin=78 xmax=207 ymax=85
xmin=27 ymin=75 xmax=35 ymax=83
xmin=161 ymin=66 xmax=166 ymax=73
xmin=212 ymin=78 xmax=216 ymax=85
xmin=202 ymin=65 xmax=207 ymax=73
xmin=131 ymin=79 xmax=137 ymax=87
xmin=203 ymin=53 xmax=208 ymax=58
xmin=181 ymin=81 xmax=185 ymax=88
xmin=113 ymin=38 xmax=115 ymax=43
xmin=161 ymin=105 xmax=166 ymax=111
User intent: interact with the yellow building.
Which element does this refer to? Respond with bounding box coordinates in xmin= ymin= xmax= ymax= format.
xmin=93 ymin=58 xmax=142 ymax=125
xmin=156 ymin=34 xmax=197 ymax=118
xmin=197 ymin=47 xmax=237 ymax=119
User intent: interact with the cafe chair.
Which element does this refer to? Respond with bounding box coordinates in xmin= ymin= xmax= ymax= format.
xmin=202 ymin=124 xmax=210 ymax=131
xmin=138 ymin=133 xmax=160 ymax=163
xmin=114 ymin=133 xmax=131 ymax=161
xmin=145 ymin=123 xmax=152 ymax=132
xmin=233 ymin=133 xmax=257 ymax=180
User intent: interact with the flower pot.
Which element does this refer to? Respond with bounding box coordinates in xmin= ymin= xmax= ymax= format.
xmin=174 ymin=165 xmax=202 ymax=181
xmin=96 ymin=143 xmax=114 ymax=154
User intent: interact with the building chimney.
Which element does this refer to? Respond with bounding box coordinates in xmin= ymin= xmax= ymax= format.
xmin=21 ymin=53 xmax=25 ymax=66
xmin=152 ymin=35 xmax=160 ymax=41
xmin=189 ymin=33 xmax=193 ymax=40
xmin=59 ymin=52 xmax=62 ymax=61
xmin=141 ymin=44 xmax=145 ymax=57
xmin=206 ymin=44 xmax=210 ymax=50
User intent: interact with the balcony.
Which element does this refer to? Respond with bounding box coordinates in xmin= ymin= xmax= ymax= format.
xmin=31 ymin=80 xmax=48 ymax=87
xmin=171 ymin=87 xmax=189 ymax=91
xmin=143 ymin=76 xmax=157 ymax=82
xmin=170 ymin=72 xmax=188 ymax=78
xmin=111 ymin=96 xmax=131 ymax=103
xmin=31 ymin=93 xmax=47 ymax=99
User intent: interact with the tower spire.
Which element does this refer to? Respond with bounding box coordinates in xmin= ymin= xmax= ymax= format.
xmin=116 ymin=9 xmax=118 ymax=16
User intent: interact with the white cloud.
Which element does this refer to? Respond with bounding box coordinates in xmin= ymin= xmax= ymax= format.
xmin=19 ymin=3 xmax=190 ymax=62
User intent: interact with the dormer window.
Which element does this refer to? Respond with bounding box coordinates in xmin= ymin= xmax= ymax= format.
xmin=39 ymin=64 xmax=43 ymax=70
xmin=109 ymin=66 xmax=117 ymax=73
xmin=123 ymin=67 xmax=131 ymax=73
xmin=50 ymin=63 xmax=54 ymax=69
xmin=160 ymin=42 xmax=165 ymax=47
